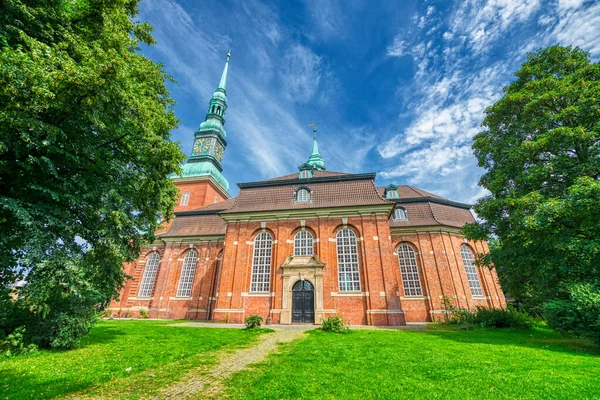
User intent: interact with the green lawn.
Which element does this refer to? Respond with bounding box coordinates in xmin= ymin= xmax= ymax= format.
xmin=0 ymin=320 xmax=265 ymax=400
xmin=224 ymin=326 xmax=600 ymax=400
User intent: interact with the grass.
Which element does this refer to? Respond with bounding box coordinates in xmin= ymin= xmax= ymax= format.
xmin=0 ymin=320 xmax=266 ymax=400
xmin=224 ymin=326 xmax=600 ymax=400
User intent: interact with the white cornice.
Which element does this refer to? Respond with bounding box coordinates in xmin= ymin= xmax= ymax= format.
xmin=220 ymin=204 xmax=394 ymax=222
xmin=390 ymin=225 xmax=464 ymax=235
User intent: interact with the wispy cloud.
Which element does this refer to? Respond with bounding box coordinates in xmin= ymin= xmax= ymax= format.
xmin=379 ymin=0 xmax=600 ymax=203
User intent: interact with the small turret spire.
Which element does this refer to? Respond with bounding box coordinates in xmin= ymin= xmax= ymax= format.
xmin=298 ymin=123 xmax=326 ymax=171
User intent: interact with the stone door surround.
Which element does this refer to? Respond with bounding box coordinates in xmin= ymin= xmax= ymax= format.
xmin=280 ymin=254 xmax=325 ymax=324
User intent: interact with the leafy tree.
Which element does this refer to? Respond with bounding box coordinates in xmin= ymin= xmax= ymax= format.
xmin=0 ymin=0 xmax=184 ymax=347
xmin=464 ymin=46 xmax=600 ymax=341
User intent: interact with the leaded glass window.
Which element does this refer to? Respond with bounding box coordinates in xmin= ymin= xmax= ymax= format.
xmin=394 ymin=207 xmax=407 ymax=221
xmin=397 ymin=244 xmax=423 ymax=296
xmin=460 ymin=244 xmax=483 ymax=297
xmin=294 ymin=230 xmax=314 ymax=256
xmin=250 ymin=232 xmax=273 ymax=292
xmin=138 ymin=252 xmax=160 ymax=297
xmin=176 ymin=249 xmax=199 ymax=297
xmin=336 ymin=228 xmax=361 ymax=291
xmin=180 ymin=192 xmax=190 ymax=206
xmin=297 ymin=188 xmax=310 ymax=202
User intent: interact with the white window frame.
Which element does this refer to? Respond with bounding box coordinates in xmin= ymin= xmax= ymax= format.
xmin=294 ymin=230 xmax=314 ymax=256
xmin=299 ymin=170 xmax=311 ymax=179
xmin=138 ymin=252 xmax=160 ymax=297
xmin=460 ymin=244 xmax=484 ymax=297
xmin=394 ymin=207 xmax=407 ymax=221
xmin=296 ymin=188 xmax=310 ymax=202
xmin=250 ymin=232 xmax=273 ymax=292
xmin=180 ymin=191 xmax=190 ymax=206
xmin=397 ymin=244 xmax=423 ymax=296
xmin=176 ymin=249 xmax=199 ymax=297
xmin=336 ymin=228 xmax=361 ymax=291
xmin=387 ymin=190 xmax=398 ymax=198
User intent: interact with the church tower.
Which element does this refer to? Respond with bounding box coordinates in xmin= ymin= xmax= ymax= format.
xmin=173 ymin=52 xmax=232 ymax=211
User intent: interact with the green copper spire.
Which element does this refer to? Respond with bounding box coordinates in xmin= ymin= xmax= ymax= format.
xmin=218 ymin=50 xmax=230 ymax=91
xmin=298 ymin=127 xmax=326 ymax=172
xmin=174 ymin=51 xmax=232 ymax=193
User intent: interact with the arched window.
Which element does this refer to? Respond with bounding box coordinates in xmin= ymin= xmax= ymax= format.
xmin=294 ymin=230 xmax=314 ymax=256
xmin=211 ymin=105 xmax=215 ymax=113
xmin=393 ymin=207 xmax=407 ymax=221
xmin=296 ymin=188 xmax=310 ymax=202
xmin=180 ymin=192 xmax=190 ymax=206
xmin=460 ymin=244 xmax=483 ymax=297
xmin=176 ymin=249 xmax=199 ymax=297
xmin=387 ymin=190 xmax=398 ymax=199
xmin=250 ymin=232 xmax=273 ymax=292
xmin=397 ymin=244 xmax=422 ymax=296
xmin=299 ymin=170 xmax=310 ymax=179
xmin=138 ymin=252 xmax=160 ymax=297
xmin=336 ymin=228 xmax=361 ymax=291
xmin=217 ymin=106 xmax=221 ymax=115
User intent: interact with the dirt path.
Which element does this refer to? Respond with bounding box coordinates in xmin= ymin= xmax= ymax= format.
xmin=160 ymin=328 xmax=306 ymax=399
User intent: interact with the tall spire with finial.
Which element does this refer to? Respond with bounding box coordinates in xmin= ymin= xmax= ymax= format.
xmin=218 ymin=50 xmax=230 ymax=91
xmin=175 ymin=51 xmax=232 ymax=194
xmin=299 ymin=123 xmax=326 ymax=171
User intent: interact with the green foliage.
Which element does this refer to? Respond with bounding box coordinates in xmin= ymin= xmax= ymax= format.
xmin=138 ymin=308 xmax=149 ymax=319
xmin=321 ymin=315 xmax=349 ymax=333
xmin=544 ymin=283 xmax=600 ymax=346
xmin=245 ymin=315 xmax=263 ymax=329
xmin=0 ymin=0 xmax=184 ymax=347
xmin=1 ymin=326 xmax=37 ymax=357
xmin=463 ymin=46 xmax=600 ymax=312
xmin=0 ymin=320 xmax=266 ymax=399
xmin=441 ymin=296 xmax=533 ymax=329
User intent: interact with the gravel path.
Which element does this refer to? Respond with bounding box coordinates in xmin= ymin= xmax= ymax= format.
xmin=160 ymin=329 xmax=306 ymax=399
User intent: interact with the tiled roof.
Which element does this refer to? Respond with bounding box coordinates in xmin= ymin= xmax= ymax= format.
xmin=222 ymin=175 xmax=389 ymax=214
xmin=188 ymin=197 xmax=237 ymax=212
xmin=266 ymin=170 xmax=350 ymax=181
xmin=390 ymin=202 xmax=474 ymax=228
xmin=377 ymin=185 xmax=445 ymax=200
xmin=160 ymin=214 xmax=226 ymax=237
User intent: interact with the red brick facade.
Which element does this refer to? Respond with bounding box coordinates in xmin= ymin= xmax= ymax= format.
xmin=110 ymin=174 xmax=506 ymax=325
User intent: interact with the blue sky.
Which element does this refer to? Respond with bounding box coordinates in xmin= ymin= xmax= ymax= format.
xmin=138 ymin=0 xmax=600 ymax=202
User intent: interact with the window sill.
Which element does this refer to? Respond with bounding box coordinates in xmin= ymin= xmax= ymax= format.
xmin=331 ymin=291 xmax=369 ymax=297
xmin=399 ymin=296 xmax=429 ymax=300
xmin=472 ymin=296 xmax=488 ymax=300
xmin=243 ymin=292 xmax=274 ymax=297
xmin=169 ymin=296 xmax=193 ymax=300
xmin=130 ymin=296 xmax=153 ymax=300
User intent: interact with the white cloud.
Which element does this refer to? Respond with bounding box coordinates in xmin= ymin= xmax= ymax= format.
xmin=387 ymin=37 xmax=408 ymax=57
xmin=280 ymin=45 xmax=323 ymax=103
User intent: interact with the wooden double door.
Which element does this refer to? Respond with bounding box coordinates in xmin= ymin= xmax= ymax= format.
xmin=292 ymin=280 xmax=315 ymax=323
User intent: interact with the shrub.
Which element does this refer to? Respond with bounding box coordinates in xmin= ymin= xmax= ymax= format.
xmin=1 ymin=327 xmax=37 ymax=357
xmin=473 ymin=306 xmax=533 ymax=329
xmin=441 ymin=296 xmax=533 ymax=329
xmin=441 ymin=296 xmax=475 ymax=325
xmin=321 ymin=315 xmax=349 ymax=333
xmin=139 ymin=308 xmax=149 ymax=319
xmin=245 ymin=315 xmax=263 ymax=329
xmin=544 ymin=284 xmax=600 ymax=346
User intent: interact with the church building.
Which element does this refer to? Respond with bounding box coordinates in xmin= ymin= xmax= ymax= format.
xmin=110 ymin=53 xmax=506 ymax=325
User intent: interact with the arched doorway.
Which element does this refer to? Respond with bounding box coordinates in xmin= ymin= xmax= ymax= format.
xmin=292 ymin=280 xmax=315 ymax=323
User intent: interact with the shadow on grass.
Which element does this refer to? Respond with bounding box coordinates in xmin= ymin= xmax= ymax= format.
xmin=417 ymin=325 xmax=600 ymax=357
xmin=0 ymin=368 xmax=92 ymax=400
